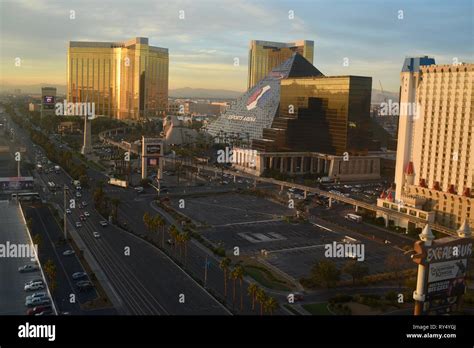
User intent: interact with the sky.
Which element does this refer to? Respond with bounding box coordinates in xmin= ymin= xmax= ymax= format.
xmin=0 ymin=0 xmax=472 ymax=92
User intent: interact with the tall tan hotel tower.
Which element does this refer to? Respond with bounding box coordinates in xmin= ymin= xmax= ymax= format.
xmin=391 ymin=57 xmax=473 ymax=230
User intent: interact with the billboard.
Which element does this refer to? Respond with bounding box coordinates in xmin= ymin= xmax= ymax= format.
xmin=43 ymin=96 xmax=55 ymax=104
xmin=413 ymin=236 xmax=472 ymax=315
xmin=146 ymin=144 xmax=161 ymax=155
xmin=428 ymin=259 xmax=467 ymax=283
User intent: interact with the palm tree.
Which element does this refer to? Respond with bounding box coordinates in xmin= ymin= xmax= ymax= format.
xmin=168 ymin=225 xmax=179 ymax=255
xmin=110 ymin=198 xmax=121 ymax=223
xmin=143 ymin=212 xmax=151 ymax=232
xmin=265 ymin=297 xmax=278 ymax=315
xmin=230 ymin=268 xmax=238 ymax=307
xmin=32 ymin=234 xmax=42 ymax=252
xmin=44 ymin=259 xmax=57 ymax=293
xmin=232 ymin=265 xmax=244 ymax=311
xmin=176 ymin=233 xmax=184 ymax=258
xmin=247 ymin=283 xmax=258 ymax=311
xmin=219 ymin=257 xmax=231 ymax=298
xmin=256 ymin=288 xmax=267 ymax=316
xmin=156 ymin=216 xmax=166 ymax=247
xmin=181 ymin=232 xmax=190 ymax=267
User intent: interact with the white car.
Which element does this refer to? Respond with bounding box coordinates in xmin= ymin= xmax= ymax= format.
xmin=84 ymin=211 xmax=90 ymax=217
xmin=26 ymin=297 xmax=50 ymax=308
xmin=26 ymin=292 xmax=48 ymax=302
xmin=63 ymin=250 xmax=75 ymax=256
xmin=18 ymin=264 xmax=39 ymax=273
xmin=24 ymin=282 xmax=45 ymax=291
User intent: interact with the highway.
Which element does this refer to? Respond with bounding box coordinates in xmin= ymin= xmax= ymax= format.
xmin=7 ymin=111 xmax=230 ymax=315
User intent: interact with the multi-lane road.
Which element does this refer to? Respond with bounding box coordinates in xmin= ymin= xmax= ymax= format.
xmin=7 ymin=111 xmax=230 ymax=315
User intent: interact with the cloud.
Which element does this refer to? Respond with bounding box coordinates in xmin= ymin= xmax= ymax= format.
xmin=1 ymin=0 xmax=472 ymax=92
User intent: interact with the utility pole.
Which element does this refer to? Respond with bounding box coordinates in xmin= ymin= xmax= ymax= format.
xmin=63 ymin=184 xmax=68 ymax=240
xmin=204 ymin=255 xmax=209 ymax=288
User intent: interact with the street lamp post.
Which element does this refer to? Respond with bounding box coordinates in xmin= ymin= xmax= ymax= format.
xmin=63 ymin=184 xmax=68 ymax=240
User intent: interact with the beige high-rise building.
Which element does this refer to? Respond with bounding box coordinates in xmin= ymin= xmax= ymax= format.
xmin=390 ymin=57 xmax=474 ymax=230
xmin=67 ymin=37 xmax=168 ymax=120
xmin=247 ymin=40 xmax=314 ymax=89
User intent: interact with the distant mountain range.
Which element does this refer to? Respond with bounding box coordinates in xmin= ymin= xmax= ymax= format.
xmin=0 ymin=83 xmax=67 ymax=95
xmin=1 ymin=84 xmax=398 ymax=102
xmin=171 ymin=87 xmax=399 ymax=102
xmin=371 ymin=89 xmax=399 ymax=104
xmin=169 ymin=87 xmax=242 ymax=99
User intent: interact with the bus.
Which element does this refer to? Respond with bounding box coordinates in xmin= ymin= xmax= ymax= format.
xmin=11 ymin=192 xmax=41 ymax=201
xmin=345 ymin=213 xmax=362 ymax=223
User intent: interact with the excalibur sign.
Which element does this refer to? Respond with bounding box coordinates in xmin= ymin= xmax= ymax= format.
xmin=411 ymin=220 xmax=472 ymax=315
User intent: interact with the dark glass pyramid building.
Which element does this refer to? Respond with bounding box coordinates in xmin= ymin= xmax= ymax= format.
xmin=206 ymin=53 xmax=323 ymax=143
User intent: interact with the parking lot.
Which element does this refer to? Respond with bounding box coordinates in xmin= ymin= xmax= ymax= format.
xmin=0 ymin=200 xmax=48 ymax=314
xmin=170 ymin=192 xmax=292 ymax=226
xmin=170 ymin=192 xmax=411 ymax=281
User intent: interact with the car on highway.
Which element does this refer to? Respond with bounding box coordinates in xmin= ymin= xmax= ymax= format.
xmin=76 ymin=280 xmax=94 ymax=292
xmin=26 ymin=305 xmax=52 ymax=315
xmin=63 ymin=250 xmax=75 ymax=256
xmin=99 ymin=220 xmax=108 ymax=227
xmin=24 ymin=282 xmax=45 ymax=291
xmin=18 ymin=264 xmax=39 ymax=273
xmin=76 ymin=221 xmax=82 ymax=227
xmin=93 ymin=232 xmax=101 ymax=238
xmin=84 ymin=211 xmax=90 ymax=217
xmin=72 ymin=272 xmax=87 ymax=280
xmin=66 ymin=208 xmax=71 ymax=214
xmin=25 ymin=297 xmax=51 ymax=307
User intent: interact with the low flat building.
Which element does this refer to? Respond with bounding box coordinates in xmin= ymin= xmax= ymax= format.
xmin=232 ymin=147 xmax=380 ymax=181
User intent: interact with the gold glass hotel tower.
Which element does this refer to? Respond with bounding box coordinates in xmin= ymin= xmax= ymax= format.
xmin=247 ymin=40 xmax=314 ymax=89
xmin=67 ymin=37 xmax=168 ymax=120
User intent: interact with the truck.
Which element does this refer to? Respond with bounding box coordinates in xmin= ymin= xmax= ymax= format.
xmin=54 ymin=165 xmax=60 ymax=174
xmin=345 ymin=213 xmax=362 ymax=223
